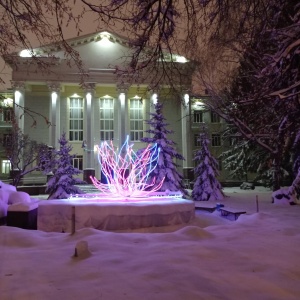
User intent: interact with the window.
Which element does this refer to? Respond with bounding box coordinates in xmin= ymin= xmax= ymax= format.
xmin=211 ymin=112 xmax=220 ymax=123
xmin=211 ymin=133 xmax=221 ymax=147
xmin=69 ymin=97 xmax=83 ymax=141
xmin=72 ymin=155 xmax=83 ymax=171
xmin=2 ymin=133 xmax=12 ymax=147
xmin=100 ymin=98 xmax=114 ymax=141
xmin=193 ymin=110 xmax=203 ymax=123
xmin=0 ymin=108 xmax=13 ymax=122
xmin=1 ymin=160 xmax=11 ymax=174
xmin=130 ymin=98 xmax=144 ymax=141
xmin=194 ymin=134 xmax=201 ymax=147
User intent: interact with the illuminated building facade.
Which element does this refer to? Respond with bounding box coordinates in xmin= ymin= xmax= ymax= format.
xmin=2 ymin=31 xmax=199 ymax=183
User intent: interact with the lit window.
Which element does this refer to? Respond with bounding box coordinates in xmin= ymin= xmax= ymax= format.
xmin=100 ymin=98 xmax=114 ymax=141
xmin=193 ymin=110 xmax=203 ymax=123
xmin=69 ymin=97 xmax=84 ymax=141
xmin=72 ymin=155 xmax=83 ymax=171
xmin=2 ymin=160 xmax=11 ymax=174
xmin=130 ymin=98 xmax=144 ymax=141
xmin=211 ymin=134 xmax=221 ymax=147
xmin=0 ymin=108 xmax=13 ymax=122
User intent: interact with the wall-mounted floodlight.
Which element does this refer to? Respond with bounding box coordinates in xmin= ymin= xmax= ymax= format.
xmin=184 ymin=94 xmax=189 ymax=105
xmin=176 ymin=55 xmax=188 ymax=63
xmin=151 ymin=93 xmax=158 ymax=105
xmin=19 ymin=49 xmax=33 ymax=57
xmin=51 ymin=92 xmax=57 ymax=104
xmin=86 ymin=92 xmax=92 ymax=105
xmin=97 ymin=32 xmax=114 ymax=47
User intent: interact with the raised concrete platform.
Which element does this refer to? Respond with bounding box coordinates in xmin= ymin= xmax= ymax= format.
xmin=37 ymin=197 xmax=195 ymax=232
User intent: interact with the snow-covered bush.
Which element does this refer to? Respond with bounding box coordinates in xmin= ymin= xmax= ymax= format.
xmin=0 ymin=181 xmax=17 ymax=204
xmin=8 ymin=191 xmax=32 ymax=205
xmin=0 ymin=182 xmax=33 ymax=219
xmin=272 ymin=188 xmax=296 ymax=205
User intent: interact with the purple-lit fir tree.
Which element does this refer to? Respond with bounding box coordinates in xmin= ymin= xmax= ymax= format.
xmin=140 ymin=102 xmax=186 ymax=193
xmin=46 ymin=132 xmax=84 ymax=199
xmin=192 ymin=129 xmax=224 ymax=201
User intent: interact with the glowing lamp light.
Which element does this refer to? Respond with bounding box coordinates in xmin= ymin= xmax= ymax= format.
xmin=176 ymin=55 xmax=188 ymax=63
xmin=20 ymin=49 xmax=33 ymax=57
xmin=184 ymin=94 xmax=189 ymax=105
xmin=90 ymin=137 xmax=164 ymax=198
xmin=152 ymin=93 xmax=158 ymax=105
xmin=97 ymin=32 xmax=114 ymax=47
xmin=3 ymin=98 xmax=13 ymax=107
xmin=51 ymin=92 xmax=57 ymax=103
xmin=86 ymin=92 xmax=92 ymax=105
xmin=14 ymin=91 xmax=21 ymax=102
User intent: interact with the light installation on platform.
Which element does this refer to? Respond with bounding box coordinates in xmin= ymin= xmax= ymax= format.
xmin=90 ymin=137 xmax=164 ymax=197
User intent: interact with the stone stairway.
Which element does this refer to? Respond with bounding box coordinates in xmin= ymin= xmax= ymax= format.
xmin=76 ymin=184 xmax=100 ymax=194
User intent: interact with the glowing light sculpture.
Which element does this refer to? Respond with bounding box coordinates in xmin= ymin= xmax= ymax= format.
xmin=90 ymin=137 xmax=164 ymax=198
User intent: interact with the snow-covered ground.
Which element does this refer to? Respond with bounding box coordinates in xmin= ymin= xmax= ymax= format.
xmin=1 ymin=186 xmax=300 ymax=300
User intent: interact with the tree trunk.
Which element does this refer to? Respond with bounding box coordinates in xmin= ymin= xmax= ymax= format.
xmin=272 ymin=158 xmax=281 ymax=192
xmin=10 ymin=169 xmax=22 ymax=187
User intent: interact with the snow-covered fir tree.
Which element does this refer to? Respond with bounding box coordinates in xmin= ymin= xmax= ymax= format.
xmin=140 ymin=102 xmax=186 ymax=193
xmin=192 ymin=129 xmax=224 ymax=201
xmin=46 ymin=132 xmax=84 ymax=199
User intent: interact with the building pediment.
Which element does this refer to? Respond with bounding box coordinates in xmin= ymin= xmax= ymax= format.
xmin=4 ymin=30 xmax=193 ymax=87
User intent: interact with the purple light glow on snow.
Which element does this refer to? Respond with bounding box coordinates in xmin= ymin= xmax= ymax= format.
xmin=90 ymin=137 xmax=164 ymax=198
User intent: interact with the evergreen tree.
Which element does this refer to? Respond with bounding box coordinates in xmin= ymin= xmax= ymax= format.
xmin=192 ymin=129 xmax=224 ymax=201
xmin=140 ymin=102 xmax=186 ymax=193
xmin=46 ymin=132 xmax=84 ymax=199
xmin=220 ymin=136 xmax=270 ymax=183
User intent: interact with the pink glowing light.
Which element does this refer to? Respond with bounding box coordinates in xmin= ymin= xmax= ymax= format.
xmin=90 ymin=137 xmax=164 ymax=197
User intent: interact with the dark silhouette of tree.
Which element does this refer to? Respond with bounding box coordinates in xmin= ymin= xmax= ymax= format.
xmin=206 ymin=1 xmax=300 ymax=191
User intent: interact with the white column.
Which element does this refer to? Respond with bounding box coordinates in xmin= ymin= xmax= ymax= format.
xmin=12 ymin=81 xmax=25 ymax=132
xmin=181 ymin=92 xmax=192 ymax=169
xmin=11 ymin=82 xmax=25 ymax=176
xmin=83 ymin=83 xmax=95 ymax=182
xmin=116 ymin=84 xmax=129 ymax=153
xmin=48 ymin=83 xmax=61 ymax=148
